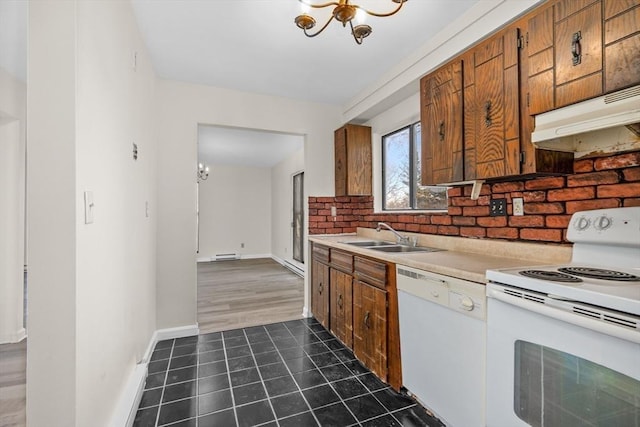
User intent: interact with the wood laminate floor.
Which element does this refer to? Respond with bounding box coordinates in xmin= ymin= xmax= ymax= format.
xmin=197 ymin=258 xmax=305 ymax=334
xmin=0 ymin=339 xmax=26 ymax=427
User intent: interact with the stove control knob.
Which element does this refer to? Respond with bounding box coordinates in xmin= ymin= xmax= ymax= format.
xmin=595 ymin=215 xmax=612 ymax=231
xmin=574 ymin=216 xmax=591 ymax=231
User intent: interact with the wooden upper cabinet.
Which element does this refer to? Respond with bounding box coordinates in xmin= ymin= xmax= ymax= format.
xmin=420 ymin=61 xmax=464 ymax=185
xmin=335 ymin=124 xmax=372 ymax=196
xmin=555 ymin=0 xmax=603 ymax=108
xmin=464 ymin=28 xmax=521 ymax=180
xmin=526 ymin=0 xmax=640 ymax=114
xmin=603 ymin=0 xmax=640 ymax=92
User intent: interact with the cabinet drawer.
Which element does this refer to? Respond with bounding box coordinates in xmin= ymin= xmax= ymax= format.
xmin=312 ymin=244 xmax=329 ymax=263
xmin=330 ymin=249 xmax=353 ymax=273
xmin=354 ymin=256 xmax=387 ymax=289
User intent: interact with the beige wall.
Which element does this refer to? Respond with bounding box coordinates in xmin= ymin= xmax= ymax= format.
xmin=155 ymin=80 xmax=342 ymax=329
xmin=27 ymin=1 xmax=158 ymax=425
xmin=198 ymin=165 xmax=272 ymax=259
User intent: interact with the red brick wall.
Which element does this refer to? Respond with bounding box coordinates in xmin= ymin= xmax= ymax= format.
xmin=309 ymin=151 xmax=640 ymax=243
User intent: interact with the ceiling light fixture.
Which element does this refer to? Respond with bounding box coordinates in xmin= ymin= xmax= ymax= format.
xmin=294 ymin=0 xmax=408 ymax=45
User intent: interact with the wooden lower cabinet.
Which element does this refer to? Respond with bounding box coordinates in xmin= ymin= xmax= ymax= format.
xmin=311 ymin=258 xmax=330 ymax=329
xmin=330 ymin=269 xmax=353 ymax=348
xmin=353 ymin=280 xmax=388 ymax=382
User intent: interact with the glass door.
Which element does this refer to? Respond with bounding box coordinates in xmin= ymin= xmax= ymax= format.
xmin=292 ymin=172 xmax=304 ymax=263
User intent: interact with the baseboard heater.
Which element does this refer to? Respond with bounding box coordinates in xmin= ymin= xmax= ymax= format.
xmin=283 ymin=260 xmax=304 ymax=277
xmin=214 ymin=253 xmax=240 ymax=261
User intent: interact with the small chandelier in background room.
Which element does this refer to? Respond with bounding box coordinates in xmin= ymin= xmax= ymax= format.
xmin=197 ymin=162 xmax=209 ymax=182
xmin=294 ymin=0 xmax=408 ymax=45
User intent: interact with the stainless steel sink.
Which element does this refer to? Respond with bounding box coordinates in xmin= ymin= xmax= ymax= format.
xmin=341 ymin=240 xmax=394 ymax=247
xmin=369 ymin=245 xmax=443 ymax=253
xmin=340 ymin=240 xmax=444 ymax=253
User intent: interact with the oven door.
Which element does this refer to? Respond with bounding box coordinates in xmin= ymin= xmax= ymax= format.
xmin=486 ymin=285 xmax=640 ymax=427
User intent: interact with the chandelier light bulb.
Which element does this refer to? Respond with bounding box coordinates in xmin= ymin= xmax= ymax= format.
xmin=300 ymin=2 xmax=310 ymax=14
xmin=355 ymin=8 xmax=366 ymax=25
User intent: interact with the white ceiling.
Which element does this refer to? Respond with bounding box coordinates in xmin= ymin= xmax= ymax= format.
xmin=198 ymin=125 xmax=304 ymax=168
xmin=131 ymin=0 xmax=480 ymax=106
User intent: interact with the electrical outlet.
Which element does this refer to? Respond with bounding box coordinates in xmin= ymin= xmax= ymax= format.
xmin=513 ymin=198 xmax=524 ymax=216
xmin=490 ymin=198 xmax=507 ymax=217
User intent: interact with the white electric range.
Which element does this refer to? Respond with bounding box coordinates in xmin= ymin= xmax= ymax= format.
xmin=485 ymin=207 xmax=640 ymax=427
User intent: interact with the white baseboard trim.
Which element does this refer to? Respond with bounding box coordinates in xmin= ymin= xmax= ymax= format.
xmin=302 ymin=306 xmax=311 ymax=318
xmin=111 ymin=324 xmax=200 ymax=427
xmin=197 ymin=253 xmax=272 ymax=262
xmin=0 ymin=327 xmax=27 ymax=344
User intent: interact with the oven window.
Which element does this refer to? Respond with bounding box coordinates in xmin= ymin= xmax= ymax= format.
xmin=514 ymin=340 xmax=640 ymax=426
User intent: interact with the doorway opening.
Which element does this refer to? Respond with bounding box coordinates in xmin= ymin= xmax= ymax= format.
xmin=195 ymin=124 xmax=306 ymax=333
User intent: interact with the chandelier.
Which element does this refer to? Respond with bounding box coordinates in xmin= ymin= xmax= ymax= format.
xmin=294 ymin=0 xmax=408 ymax=45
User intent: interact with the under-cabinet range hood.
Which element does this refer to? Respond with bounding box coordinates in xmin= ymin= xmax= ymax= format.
xmin=532 ymin=85 xmax=640 ymax=157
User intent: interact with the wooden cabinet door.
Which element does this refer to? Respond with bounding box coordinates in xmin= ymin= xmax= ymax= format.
xmin=603 ymin=0 xmax=640 ymax=92
xmin=330 ymin=269 xmax=353 ymax=349
xmin=527 ymin=3 xmax=556 ymax=115
xmin=353 ymin=280 xmax=388 ymax=382
xmin=311 ymin=259 xmax=330 ymax=328
xmin=334 ymin=124 xmax=372 ymax=196
xmin=420 ymin=60 xmax=464 ymax=185
xmin=464 ymin=28 xmax=521 ymax=180
xmin=555 ymin=0 xmax=603 ymax=108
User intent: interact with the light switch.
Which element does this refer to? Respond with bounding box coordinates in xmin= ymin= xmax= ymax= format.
xmin=331 ymin=206 xmax=337 ymax=217
xmin=84 ymin=191 xmax=94 ymax=224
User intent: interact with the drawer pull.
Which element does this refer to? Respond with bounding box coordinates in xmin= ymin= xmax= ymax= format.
xmin=431 ymin=290 xmax=439 ymax=298
xmin=338 ymin=294 xmax=343 ymax=308
xmin=364 ymin=311 xmax=371 ymax=328
xmin=438 ymin=121 xmax=445 ymax=141
xmin=318 ymin=283 xmax=323 ymax=294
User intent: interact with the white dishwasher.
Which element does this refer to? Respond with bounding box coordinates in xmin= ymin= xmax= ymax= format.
xmin=397 ymin=265 xmax=486 ymax=427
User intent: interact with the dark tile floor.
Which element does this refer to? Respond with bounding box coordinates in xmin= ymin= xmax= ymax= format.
xmin=133 ymin=318 xmax=444 ymax=427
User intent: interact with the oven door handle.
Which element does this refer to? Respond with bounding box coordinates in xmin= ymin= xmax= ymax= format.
xmin=487 ymin=284 xmax=640 ymax=344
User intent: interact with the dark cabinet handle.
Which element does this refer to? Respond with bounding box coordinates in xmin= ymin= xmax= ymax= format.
xmin=572 ymin=31 xmax=582 ymax=66
xmin=338 ymin=294 xmax=343 ymax=308
xmin=364 ymin=311 xmax=370 ymax=328
xmin=318 ymin=283 xmax=323 ymax=294
xmin=484 ymin=100 xmax=492 ymax=127
xmin=438 ymin=121 xmax=445 ymax=141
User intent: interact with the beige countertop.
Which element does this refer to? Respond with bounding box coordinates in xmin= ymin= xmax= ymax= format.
xmin=309 ymin=229 xmax=572 ymax=284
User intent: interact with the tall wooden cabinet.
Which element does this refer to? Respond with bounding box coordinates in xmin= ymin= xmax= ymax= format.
xmin=421 ymin=61 xmax=464 ymax=185
xmin=335 ymin=124 xmax=372 ymax=196
xmin=463 ymin=28 xmax=521 ymax=180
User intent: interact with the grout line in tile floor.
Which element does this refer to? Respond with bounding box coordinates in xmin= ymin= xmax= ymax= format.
xmin=134 ymin=318 xmax=445 ymax=427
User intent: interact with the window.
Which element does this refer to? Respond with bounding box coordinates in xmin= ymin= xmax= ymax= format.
xmin=382 ymin=122 xmax=447 ymax=211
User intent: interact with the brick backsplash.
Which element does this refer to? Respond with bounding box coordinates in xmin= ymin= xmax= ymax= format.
xmin=309 ymin=151 xmax=640 ymax=243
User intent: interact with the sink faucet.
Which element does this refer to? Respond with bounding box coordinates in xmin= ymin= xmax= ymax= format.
xmin=376 ymin=222 xmax=410 ymax=245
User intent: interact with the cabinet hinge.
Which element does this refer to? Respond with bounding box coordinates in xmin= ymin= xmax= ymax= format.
xmin=526 ymin=92 xmax=530 ymax=108
xmin=517 ymin=35 xmax=525 ymax=49
xmin=525 ymin=31 xmax=529 ymax=47
xmin=520 ymin=151 xmax=526 ymax=164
